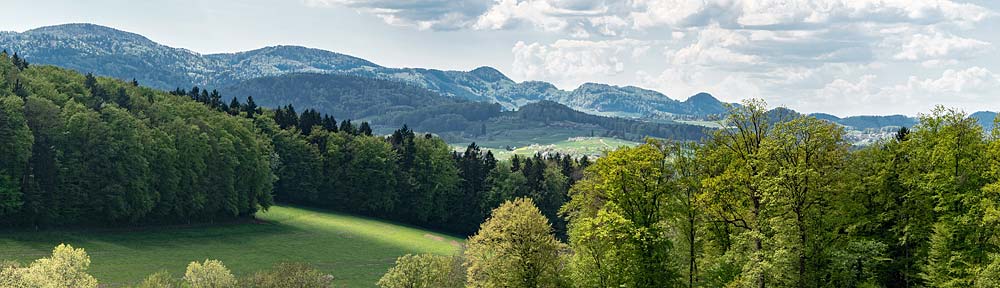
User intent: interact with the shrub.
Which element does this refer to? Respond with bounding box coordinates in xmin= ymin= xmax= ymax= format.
xmin=239 ymin=262 xmax=332 ymax=288
xmin=134 ymin=270 xmax=179 ymax=288
xmin=377 ymin=253 xmax=465 ymax=288
xmin=0 ymin=244 xmax=98 ymax=288
xmin=183 ymin=259 xmax=236 ymax=288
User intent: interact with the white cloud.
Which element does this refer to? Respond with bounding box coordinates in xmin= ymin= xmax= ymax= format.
xmin=893 ymin=31 xmax=990 ymax=61
xmin=807 ymin=67 xmax=1000 ymax=115
xmin=894 ymin=66 xmax=1000 ymax=95
xmin=304 ymin=0 xmax=494 ymax=30
xmin=511 ymin=38 xmax=653 ymax=88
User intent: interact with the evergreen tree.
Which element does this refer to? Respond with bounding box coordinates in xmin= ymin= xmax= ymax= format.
xmin=322 ymin=115 xmax=338 ymax=132
xmin=244 ymin=96 xmax=258 ymax=118
xmin=359 ymin=122 xmax=373 ymax=136
xmin=340 ymin=120 xmax=356 ymax=135
xmin=228 ymin=97 xmax=241 ymax=116
xmin=209 ymin=90 xmax=222 ymax=109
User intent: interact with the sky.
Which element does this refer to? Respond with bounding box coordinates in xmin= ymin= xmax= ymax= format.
xmin=2 ymin=0 xmax=999 ymax=116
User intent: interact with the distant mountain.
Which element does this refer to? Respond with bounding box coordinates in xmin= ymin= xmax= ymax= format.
xmin=809 ymin=113 xmax=917 ymax=130
xmin=0 ymin=23 xmax=727 ymax=118
xmin=220 ymin=72 xmax=708 ymax=142
xmin=971 ymin=111 xmax=998 ymax=132
xmin=221 ymin=72 xmax=502 ymax=133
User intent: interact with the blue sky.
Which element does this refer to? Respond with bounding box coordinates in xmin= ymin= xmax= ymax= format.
xmin=2 ymin=0 xmax=999 ymax=116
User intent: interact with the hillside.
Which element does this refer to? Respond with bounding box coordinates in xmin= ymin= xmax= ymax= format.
xmin=0 ymin=23 xmax=728 ymax=118
xmin=0 ymin=205 xmax=463 ymax=287
xmin=218 ymin=72 xmax=709 ymax=144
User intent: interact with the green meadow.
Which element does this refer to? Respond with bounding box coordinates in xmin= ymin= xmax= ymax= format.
xmin=0 ymin=206 xmax=463 ymax=287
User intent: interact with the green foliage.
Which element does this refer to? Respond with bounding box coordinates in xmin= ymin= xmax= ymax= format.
xmin=0 ymin=243 xmax=98 ymax=288
xmin=0 ymin=60 xmax=274 ymax=226
xmin=564 ymin=143 xmax=679 ymax=287
xmin=183 ymin=259 xmax=236 ymax=288
xmin=239 ymin=263 xmax=332 ymax=288
xmin=377 ymin=254 xmax=465 ymax=288
xmin=465 ymin=198 xmax=567 ymax=288
xmin=134 ymin=270 xmax=179 ymax=288
xmin=0 ymin=95 xmax=31 ymax=217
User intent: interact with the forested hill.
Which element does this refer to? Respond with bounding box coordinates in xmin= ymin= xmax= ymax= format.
xmin=220 ymin=72 xmax=502 ymax=132
xmin=0 ymin=23 xmax=730 ymax=118
xmin=218 ymin=72 xmax=708 ymax=142
xmin=0 ymin=53 xmax=275 ymax=225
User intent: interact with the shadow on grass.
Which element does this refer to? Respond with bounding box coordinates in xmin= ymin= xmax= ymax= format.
xmin=0 ymin=205 xmax=463 ymax=287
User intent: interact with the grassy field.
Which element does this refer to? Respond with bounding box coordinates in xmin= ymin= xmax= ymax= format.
xmin=455 ymin=136 xmax=640 ymax=160
xmin=0 ymin=206 xmax=463 ymax=287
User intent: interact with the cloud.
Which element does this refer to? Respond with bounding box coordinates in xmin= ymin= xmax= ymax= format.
xmin=893 ymin=31 xmax=990 ymax=61
xmin=304 ymin=0 xmax=493 ymax=30
xmin=511 ymin=38 xmax=653 ymax=88
xmin=807 ymin=67 xmax=1000 ymax=115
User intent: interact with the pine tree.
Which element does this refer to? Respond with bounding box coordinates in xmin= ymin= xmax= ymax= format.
xmin=340 ymin=120 xmax=356 ymax=135
xmin=359 ymin=122 xmax=373 ymax=136
xmin=188 ymin=86 xmax=200 ymax=101
xmin=228 ymin=97 xmax=241 ymax=116
xmin=244 ymin=96 xmax=258 ymax=118
xmin=209 ymin=90 xmax=222 ymax=109
xmin=322 ymin=115 xmax=338 ymax=132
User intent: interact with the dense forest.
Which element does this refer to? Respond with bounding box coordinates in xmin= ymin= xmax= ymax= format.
xmin=376 ymin=99 xmax=1000 ymax=288
xmin=0 ymin=52 xmax=274 ymax=225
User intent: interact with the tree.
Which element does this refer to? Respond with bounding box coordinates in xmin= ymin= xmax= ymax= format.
xmin=244 ymin=96 xmax=258 ymax=118
xmin=0 ymin=244 xmax=98 ymax=288
xmin=340 ymin=119 xmax=356 ymax=135
xmin=0 ymin=96 xmax=32 ymax=217
xmin=136 ymin=271 xmax=179 ymax=288
xmin=345 ymin=135 xmax=399 ymax=214
xmin=699 ymin=100 xmax=778 ymax=288
xmin=912 ymin=107 xmax=990 ymax=287
xmin=563 ymin=143 xmax=678 ymax=287
xmin=403 ymin=136 xmax=460 ymax=225
xmin=240 ymin=263 xmax=332 ymax=288
xmin=764 ymin=116 xmax=850 ymax=287
xmin=359 ymin=121 xmax=373 ymax=136
xmin=272 ymin=130 xmax=322 ymax=203
xmin=184 ymin=259 xmax=236 ymax=288
xmin=378 ymin=254 xmax=465 ymax=288
xmin=228 ymin=97 xmax=241 ymax=116
xmin=465 ymin=198 xmax=566 ymax=288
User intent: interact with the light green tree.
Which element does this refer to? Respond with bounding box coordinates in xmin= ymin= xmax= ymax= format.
xmin=183 ymin=259 xmax=236 ymax=288
xmin=563 ymin=143 xmax=679 ymax=287
xmin=465 ymin=198 xmax=566 ymax=288
xmin=0 ymin=244 xmax=98 ymax=288
xmin=378 ymin=254 xmax=464 ymax=288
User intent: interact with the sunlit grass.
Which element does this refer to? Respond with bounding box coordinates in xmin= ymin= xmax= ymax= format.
xmin=0 ymin=205 xmax=463 ymax=287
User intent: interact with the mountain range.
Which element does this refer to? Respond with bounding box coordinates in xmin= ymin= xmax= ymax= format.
xmin=1 ymin=23 xmax=995 ymax=135
xmin=0 ymin=23 xmax=726 ymax=118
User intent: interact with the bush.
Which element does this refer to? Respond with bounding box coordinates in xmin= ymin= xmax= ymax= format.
xmin=133 ymin=270 xmax=179 ymax=288
xmin=0 ymin=244 xmax=98 ymax=288
xmin=183 ymin=259 xmax=236 ymax=288
xmin=239 ymin=262 xmax=332 ymax=288
xmin=377 ymin=254 xmax=465 ymax=288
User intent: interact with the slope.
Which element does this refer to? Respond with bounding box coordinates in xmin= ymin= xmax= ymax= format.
xmin=0 ymin=205 xmax=463 ymax=287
